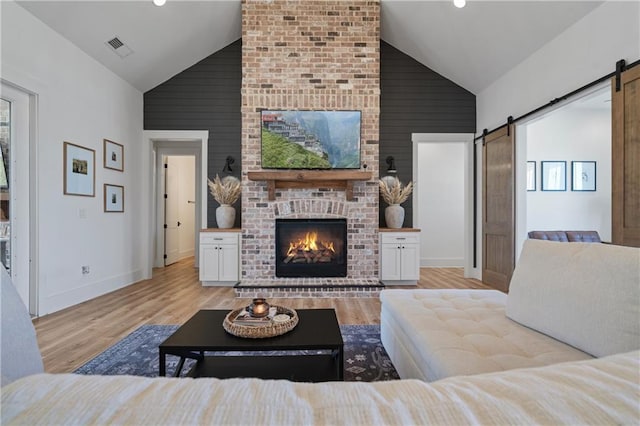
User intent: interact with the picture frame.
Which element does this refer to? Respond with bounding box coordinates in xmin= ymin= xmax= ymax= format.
xmin=104 ymin=139 xmax=124 ymax=171
xmin=541 ymin=161 xmax=566 ymax=191
xmin=104 ymin=184 xmax=124 ymax=213
xmin=572 ymin=161 xmax=596 ymax=191
xmin=526 ymin=161 xmax=536 ymax=191
xmin=64 ymin=141 xmax=95 ymax=197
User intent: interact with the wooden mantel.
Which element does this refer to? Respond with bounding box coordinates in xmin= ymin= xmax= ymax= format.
xmin=247 ymin=170 xmax=372 ymax=201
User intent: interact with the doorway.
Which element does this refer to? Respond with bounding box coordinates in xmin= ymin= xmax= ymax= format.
xmin=515 ymin=84 xmax=611 ymax=258
xmin=412 ymin=133 xmax=475 ymax=278
xmin=0 ymin=82 xmax=37 ymax=315
xmin=143 ymin=130 xmax=208 ymax=278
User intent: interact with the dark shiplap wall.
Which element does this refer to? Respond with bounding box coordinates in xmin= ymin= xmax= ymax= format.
xmin=379 ymin=41 xmax=476 ymax=227
xmin=144 ymin=39 xmax=242 ymax=228
xmin=143 ymin=39 xmax=476 ymax=228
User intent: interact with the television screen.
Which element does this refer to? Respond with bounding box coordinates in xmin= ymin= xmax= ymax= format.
xmin=261 ymin=110 xmax=361 ymax=169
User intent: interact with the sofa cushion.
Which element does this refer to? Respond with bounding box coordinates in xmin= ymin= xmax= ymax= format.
xmin=527 ymin=230 xmax=569 ymax=242
xmin=380 ymin=289 xmax=591 ymax=381
xmin=565 ymin=230 xmax=602 ymax=242
xmin=506 ymin=239 xmax=640 ymax=357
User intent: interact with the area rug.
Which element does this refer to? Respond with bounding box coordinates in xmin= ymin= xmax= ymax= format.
xmin=74 ymin=324 xmax=400 ymax=382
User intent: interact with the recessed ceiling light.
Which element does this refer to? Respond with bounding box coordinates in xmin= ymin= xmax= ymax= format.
xmin=153 ymin=0 xmax=166 ymax=6
xmin=453 ymin=0 xmax=466 ymax=8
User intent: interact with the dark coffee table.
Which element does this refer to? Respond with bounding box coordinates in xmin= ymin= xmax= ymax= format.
xmin=159 ymin=309 xmax=344 ymax=382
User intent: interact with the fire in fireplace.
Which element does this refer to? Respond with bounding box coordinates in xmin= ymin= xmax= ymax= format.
xmin=275 ymin=218 xmax=347 ymax=278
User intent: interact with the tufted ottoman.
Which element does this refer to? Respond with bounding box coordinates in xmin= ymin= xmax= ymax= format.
xmin=380 ymin=289 xmax=592 ymax=381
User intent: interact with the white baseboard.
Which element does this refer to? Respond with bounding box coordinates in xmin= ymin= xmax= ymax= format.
xmin=421 ymin=257 xmax=465 ymax=268
xmin=178 ymin=248 xmax=195 ymax=260
xmin=40 ymin=269 xmax=144 ymax=316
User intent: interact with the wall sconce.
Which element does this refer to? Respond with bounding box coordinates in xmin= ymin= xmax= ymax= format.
xmin=223 ymin=156 xmax=235 ymax=173
xmin=386 ymin=156 xmax=397 ymax=174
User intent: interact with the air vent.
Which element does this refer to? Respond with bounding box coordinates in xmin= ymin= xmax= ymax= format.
xmin=107 ymin=37 xmax=124 ymax=49
xmin=105 ymin=36 xmax=133 ymax=58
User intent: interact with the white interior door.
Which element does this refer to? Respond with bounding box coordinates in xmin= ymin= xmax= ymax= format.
xmin=175 ymin=156 xmax=195 ymax=259
xmin=164 ymin=155 xmax=196 ymax=266
xmin=164 ymin=157 xmax=180 ymax=266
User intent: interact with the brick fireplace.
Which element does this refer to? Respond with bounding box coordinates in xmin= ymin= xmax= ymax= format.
xmin=240 ymin=0 xmax=380 ymax=292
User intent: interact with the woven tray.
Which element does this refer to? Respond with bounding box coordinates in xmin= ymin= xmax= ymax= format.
xmin=223 ymin=306 xmax=298 ymax=339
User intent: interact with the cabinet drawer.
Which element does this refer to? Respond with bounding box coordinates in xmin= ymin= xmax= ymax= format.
xmin=200 ymin=233 xmax=239 ymax=245
xmin=380 ymin=233 xmax=419 ymax=244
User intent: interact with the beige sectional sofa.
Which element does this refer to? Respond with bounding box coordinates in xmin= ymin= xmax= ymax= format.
xmin=2 ymin=240 xmax=639 ymax=425
xmin=381 ymin=239 xmax=639 ymax=382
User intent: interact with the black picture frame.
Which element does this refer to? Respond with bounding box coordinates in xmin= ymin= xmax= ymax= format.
xmin=526 ymin=161 xmax=536 ymax=191
xmin=571 ymin=161 xmax=596 ymax=191
xmin=541 ymin=161 xmax=566 ymax=191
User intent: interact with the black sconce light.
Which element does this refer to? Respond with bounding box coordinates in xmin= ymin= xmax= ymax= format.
xmin=385 ymin=156 xmax=397 ymax=174
xmin=223 ymin=156 xmax=235 ymax=173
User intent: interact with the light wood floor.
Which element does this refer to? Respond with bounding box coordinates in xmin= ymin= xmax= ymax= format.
xmin=33 ymin=257 xmax=491 ymax=374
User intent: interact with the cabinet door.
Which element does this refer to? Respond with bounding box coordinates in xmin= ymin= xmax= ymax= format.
xmin=380 ymin=244 xmax=401 ymax=281
xmin=218 ymin=244 xmax=239 ymax=282
xmin=200 ymin=245 xmax=220 ymax=281
xmin=400 ymin=244 xmax=420 ymax=280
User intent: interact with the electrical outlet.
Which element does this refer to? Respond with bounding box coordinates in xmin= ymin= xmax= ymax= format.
xmin=81 ymin=266 xmax=90 ymax=275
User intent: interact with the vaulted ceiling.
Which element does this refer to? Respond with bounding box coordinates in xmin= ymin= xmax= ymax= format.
xmin=16 ymin=1 xmax=603 ymax=93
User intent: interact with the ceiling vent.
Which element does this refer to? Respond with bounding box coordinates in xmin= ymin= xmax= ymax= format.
xmin=105 ymin=36 xmax=133 ymax=58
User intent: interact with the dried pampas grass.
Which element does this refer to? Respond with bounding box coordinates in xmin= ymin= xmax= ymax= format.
xmin=208 ymin=175 xmax=241 ymax=205
xmin=379 ymin=176 xmax=413 ymax=205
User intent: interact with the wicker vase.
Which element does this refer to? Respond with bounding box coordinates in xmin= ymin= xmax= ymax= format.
xmin=385 ymin=204 xmax=405 ymax=229
xmin=216 ymin=204 xmax=235 ymax=229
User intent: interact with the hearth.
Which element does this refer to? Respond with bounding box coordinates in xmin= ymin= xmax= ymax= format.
xmin=275 ymin=218 xmax=347 ymax=278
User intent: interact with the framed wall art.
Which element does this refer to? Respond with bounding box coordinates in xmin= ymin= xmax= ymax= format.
xmin=541 ymin=161 xmax=566 ymax=191
xmin=572 ymin=161 xmax=596 ymax=191
xmin=526 ymin=161 xmax=536 ymax=191
xmin=64 ymin=141 xmax=95 ymax=197
xmin=104 ymin=184 xmax=124 ymax=213
xmin=103 ymin=139 xmax=124 ymax=172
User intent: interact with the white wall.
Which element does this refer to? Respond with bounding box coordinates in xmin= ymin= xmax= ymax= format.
xmin=416 ymin=143 xmax=465 ymax=267
xmin=526 ymin=107 xmax=612 ymax=241
xmin=477 ymin=1 xmax=640 ymax=133
xmin=1 ymin=2 xmax=144 ymax=315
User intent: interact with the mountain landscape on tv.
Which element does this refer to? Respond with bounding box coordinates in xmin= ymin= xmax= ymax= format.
xmin=261 ymin=110 xmax=361 ymax=169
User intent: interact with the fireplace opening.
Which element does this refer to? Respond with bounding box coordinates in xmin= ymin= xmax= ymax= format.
xmin=275 ymin=218 xmax=347 ymax=278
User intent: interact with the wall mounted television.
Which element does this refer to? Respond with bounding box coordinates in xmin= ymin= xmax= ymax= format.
xmin=261 ymin=110 xmax=361 ymax=169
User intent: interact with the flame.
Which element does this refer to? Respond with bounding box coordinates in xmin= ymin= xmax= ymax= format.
xmin=286 ymin=231 xmax=336 ymax=256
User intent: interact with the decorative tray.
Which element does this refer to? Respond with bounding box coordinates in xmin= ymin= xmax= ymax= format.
xmin=223 ymin=306 xmax=298 ymax=339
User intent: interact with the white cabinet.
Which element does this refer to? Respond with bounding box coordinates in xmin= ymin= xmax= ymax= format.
xmin=379 ymin=230 xmax=420 ymax=285
xmin=199 ymin=230 xmax=240 ymax=286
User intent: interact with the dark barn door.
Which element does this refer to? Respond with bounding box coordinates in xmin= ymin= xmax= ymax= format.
xmin=612 ymin=66 xmax=640 ymax=247
xmin=482 ymin=125 xmax=515 ymax=292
